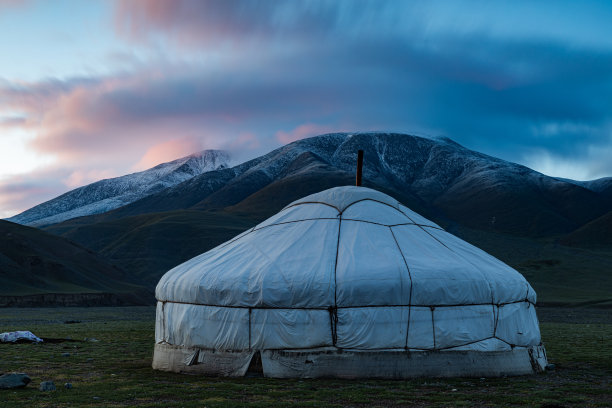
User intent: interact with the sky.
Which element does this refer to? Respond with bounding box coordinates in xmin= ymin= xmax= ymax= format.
xmin=1 ymin=0 xmax=612 ymax=218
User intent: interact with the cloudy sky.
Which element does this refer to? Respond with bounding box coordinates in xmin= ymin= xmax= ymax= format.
xmin=1 ymin=0 xmax=612 ymax=218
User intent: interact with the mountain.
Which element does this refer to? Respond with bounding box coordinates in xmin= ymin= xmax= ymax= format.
xmin=40 ymin=133 xmax=612 ymax=301
xmin=50 ymin=132 xmax=609 ymax=236
xmin=7 ymin=150 xmax=230 ymax=227
xmin=0 ymin=220 xmax=149 ymax=306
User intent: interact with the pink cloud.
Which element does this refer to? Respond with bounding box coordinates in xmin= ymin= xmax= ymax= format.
xmin=224 ymin=131 xmax=264 ymax=163
xmin=1 ymin=73 xmax=211 ymax=166
xmin=231 ymin=131 xmax=260 ymax=150
xmin=133 ymin=136 xmax=204 ymax=171
xmin=276 ymin=123 xmax=341 ymax=144
xmin=112 ymin=1 xmax=388 ymax=50
xmin=114 ymin=0 xmax=282 ymax=47
xmin=0 ymin=61 xmax=347 ymax=175
xmin=0 ymin=72 xmax=230 ymax=216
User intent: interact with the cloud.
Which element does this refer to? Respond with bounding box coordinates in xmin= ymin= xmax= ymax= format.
xmin=115 ymin=0 xmax=276 ymax=45
xmin=133 ymin=136 xmax=204 ymax=170
xmin=0 ymin=168 xmax=71 ymax=218
xmin=114 ymin=0 xmax=385 ymax=47
xmin=63 ymin=168 xmax=119 ymax=189
xmin=1 ymin=71 xmax=228 ymax=166
xmin=3 ymin=28 xmax=612 ymax=182
xmin=3 ymin=3 xmax=608 ymax=169
xmin=0 ymin=115 xmax=25 ymax=126
xmin=523 ymin=146 xmax=609 ymax=181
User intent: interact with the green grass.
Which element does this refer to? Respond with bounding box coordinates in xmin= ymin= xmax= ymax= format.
xmin=0 ymin=307 xmax=611 ymax=407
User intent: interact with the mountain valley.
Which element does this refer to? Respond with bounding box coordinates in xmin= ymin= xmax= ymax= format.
xmin=4 ymin=133 xmax=611 ymax=306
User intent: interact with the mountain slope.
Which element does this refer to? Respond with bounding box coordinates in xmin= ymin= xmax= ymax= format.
xmin=0 ymin=220 xmax=149 ymax=304
xmin=7 ymin=150 xmax=230 ymax=227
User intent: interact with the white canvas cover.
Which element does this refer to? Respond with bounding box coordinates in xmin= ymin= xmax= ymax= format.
xmin=153 ymin=186 xmax=547 ymax=377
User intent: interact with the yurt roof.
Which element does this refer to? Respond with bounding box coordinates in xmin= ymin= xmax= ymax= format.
xmin=152 ymin=186 xmax=547 ymax=378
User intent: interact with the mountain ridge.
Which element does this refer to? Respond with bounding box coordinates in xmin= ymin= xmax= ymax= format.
xmin=10 ymin=133 xmax=610 ymax=234
xmin=7 ymin=149 xmax=230 ymax=227
xmin=55 ymin=132 xmax=608 ymax=237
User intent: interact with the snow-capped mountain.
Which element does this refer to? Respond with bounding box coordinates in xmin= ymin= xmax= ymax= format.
xmin=10 ymin=133 xmax=612 ymax=236
xmin=7 ymin=150 xmax=230 ymax=227
xmin=83 ymin=132 xmax=611 ymax=237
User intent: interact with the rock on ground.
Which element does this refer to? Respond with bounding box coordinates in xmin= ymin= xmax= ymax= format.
xmin=0 ymin=373 xmax=31 ymax=389
xmin=39 ymin=381 xmax=56 ymax=391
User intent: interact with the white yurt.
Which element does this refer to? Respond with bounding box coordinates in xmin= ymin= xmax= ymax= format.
xmin=152 ymin=186 xmax=547 ymax=378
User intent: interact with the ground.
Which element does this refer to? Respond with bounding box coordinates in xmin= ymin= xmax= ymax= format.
xmin=0 ymin=307 xmax=610 ymax=407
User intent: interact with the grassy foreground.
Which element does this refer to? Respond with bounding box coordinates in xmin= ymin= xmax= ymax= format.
xmin=0 ymin=307 xmax=610 ymax=407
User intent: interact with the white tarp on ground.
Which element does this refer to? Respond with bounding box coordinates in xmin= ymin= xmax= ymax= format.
xmin=0 ymin=331 xmax=43 ymax=343
xmin=154 ymin=186 xmax=546 ymax=377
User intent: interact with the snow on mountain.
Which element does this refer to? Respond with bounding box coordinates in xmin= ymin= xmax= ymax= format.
xmin=125 ymin=132 xmax=593 ymax=209
xmin=7 ymin=150 xmax=230 ymax=227
xmin=221 ymin=131 xmax=534 ymax=199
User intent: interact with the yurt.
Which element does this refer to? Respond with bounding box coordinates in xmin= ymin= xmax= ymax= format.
xmin=152 ymin=186 xmax=547 ymax=378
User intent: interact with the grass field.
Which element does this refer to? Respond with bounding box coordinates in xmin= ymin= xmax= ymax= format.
xmin=0 ymin=307 xmax=611 ymax=407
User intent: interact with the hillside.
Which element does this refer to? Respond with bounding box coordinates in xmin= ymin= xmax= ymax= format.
xmin=0 ymin=220 xmax=149 ymax=305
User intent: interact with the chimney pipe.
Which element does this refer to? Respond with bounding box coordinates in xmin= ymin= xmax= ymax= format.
xmin=356 ymin=150 xmax=364 ymax=186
